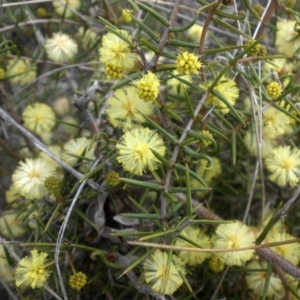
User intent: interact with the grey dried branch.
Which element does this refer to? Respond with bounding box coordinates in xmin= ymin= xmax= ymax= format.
xmin=72 ymin=81 xmax=102 ymax=134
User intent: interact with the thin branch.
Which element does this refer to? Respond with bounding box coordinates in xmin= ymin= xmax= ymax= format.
xmin=160 ymin=91 xmax=209 ymax=221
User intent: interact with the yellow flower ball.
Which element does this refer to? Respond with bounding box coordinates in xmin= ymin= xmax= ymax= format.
xmin=116 ymin=128 xmax=166 ymax=175
xmin=211 ymin=221 xmax=255 ymax=266
xmin=135 ymin=71 xmax=160 ymax=102
xmin=176 ymin=51 xmax=201 ymax=75
xmin=22 ymin=103 xmax=56 ymax=135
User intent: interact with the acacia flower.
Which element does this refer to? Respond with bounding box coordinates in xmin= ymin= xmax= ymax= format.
xmin=99 ymin=30 xmax=137 ymax=70
xmin=105 ymin=171 xmax=120 ymax=186
xmin=106 ymin=86 xmax=154 ymax=131
xmin=135 ymin=71 xmax=160 ymax=102
xmin=211 ymin=221 xmax=255 ymax=266
xmin=176 ymin=51 xmax=201 ymax=75
xmin=199 ymin=130 xmax=213 ymax=147
xmin=14 ymin=250 xmax=51 ymax=289
xmin=22 ymin=103 xmax=56 ymax=135
xmin=105 ymin=63 xmax=125 ymax=80
xmin=275 ymin=19 xmax=300 ymax=56
xmin=61 ymin=137 xmax=96 ymax=167
xmin=53 ymin=0 xmax=81 ymax=17
xmin=266 ymin=82 xmax=282 ymax=99
xmin=69 ymin=271 xmax=88 ymax=291
xmin=143 ymin=250 xmax=185 ymax=295
xmin=44 ymin=32 xmax=78 ymax=63
xmin=204 ymin=76 xmax=239 ymax=114
xmin=116 ymin=128 xmax=166 ymax=175
xmin=265 ymin=146 xmax=300 ymax=187
xmin=187 ymin=24 xmax=203 ymax=42
xmin=246 ymin=260 xmax=283 ymax=298
xmin=174 ymin=226 xmax=211 ymax=266
xmin=262 ymin=106 xmax=291 ymax=139
xmin=12 ymin=158 xmax=56 ymax=199
xmin=268 ymin=232 xmax=300 ymax=265
xmin=209 ymin=256 xmax=225 ymax=273
xmin=6 ymin=58 xmax=36 ymax=86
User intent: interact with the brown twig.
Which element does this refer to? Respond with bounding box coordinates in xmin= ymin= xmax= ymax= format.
xmin=149 ymin=0 xmax=182 ymax=69
xmin=199 ymin=0 xmax=223 ymax=83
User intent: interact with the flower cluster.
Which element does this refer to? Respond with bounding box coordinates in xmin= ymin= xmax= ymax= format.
xmin=6 ymin=58 xmax=36 ymax=86
xmin=44 ymin=32 xmax=78 ymax=63
xmin=135 ymin=72 xmax=160 ymax=102
xmin=266 ymin=81 xmax=282 ymax=99
xmin=106 ymin=86 xmax=154 ymax=131
xmin=175 ymin=226 xmax=211 ymax=266
xmin=69 ymin=271 xmax=88 ymax=291
xmin=176 ymin=51 xmax=201 ymax=75
xmin=265 ymin=145 xmax=300 ymax=186
xmin=14 ymin=250 xmax=51 ymax=289
xmin=205 ymin=76 xmax=239 ymax=114
xmin=211 ymin=222 xmax=255 ymax=266
xmin=22 ymin=103 xmax=56 ymax=135
xmin=143 ymin=250 xmax=185 ymax=295
xmin=116 ymin=128 xmax=166 ymax=175
xmin=99 ymin=30 xmax=138 ymax=79
xmin=275 ymin=19 xmax=300 ymax=56
xmin=52 ymin=0 xmax=81 ymax=18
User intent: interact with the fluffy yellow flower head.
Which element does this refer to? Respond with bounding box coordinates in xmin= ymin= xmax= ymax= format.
xmin=266 ymin=82 xmax=282 ymax=99
xmin=69 ymin=271 xmax=88 ymax=291
xmin=265 ymin=145 xmax=300 ymax=187
xmin=44 ymin=32 xmax=78 ymax=63
xmin=174 ymin=226 xmax=211 ymax=266
xmin=14 ymin=250 xmax=51 ymax=289
xmin=116 ymin=128 xmax=166 ymax=175
xmin=262 ymin=106 xmax=291 ymax=139
xmin=22 ymin=103 xmax=56 ymax=135
xmin=61 ymin=137 xmax=96 ymax=167
xmin=246 ymin=260 xmax=283 ymax=298
xmin=176 ymin=51 xmax=201 ymax=75
xmin=99 ymin=30 xmax=137 ymax=70
xmin=6 ymin=58 xmax=36 ymax=86
xmin=143 ymin=250 xmax=185 ymax=295
xmin=268 ymin=232 xmax=300 ymax=265
xmin=12 ymin=158 xmax=56 ymax=199
xmin=53 ymin=0 xmax=81 ymax=17
xmin=275 ymin=19 xmax=300 ymax=56
xmin=135 ymin=71 xmax=160 ymax=102
xmin=106 ymin=86 xmax=154 ymax=131
xmin=211 ymin=221 xmax=255 ymax=266
xmin=205 ymin=76 xmax=239 ymax=114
